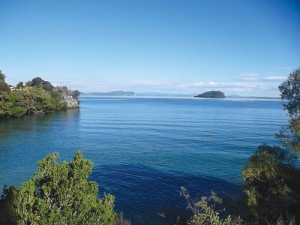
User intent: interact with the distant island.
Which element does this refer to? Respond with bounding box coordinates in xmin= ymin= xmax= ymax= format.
xmin=82 ymin=91 xmax=135 ymax=96
xmin=194 ymin=91 xmax=225 ymax=98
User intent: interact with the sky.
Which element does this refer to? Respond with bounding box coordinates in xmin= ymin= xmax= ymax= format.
xmin=1 ymin=0 xmax=300 ymax=97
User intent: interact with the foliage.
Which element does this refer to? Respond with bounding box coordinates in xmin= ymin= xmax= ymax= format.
xmin=0 ymin=74 xmax=79 ymax=118
xmin=279 ymin=68 xmax=300 ymax=119
xmin=30 ymin=77 xmax=54 ymax=91
xmin=0 ymin=70 xmax=6 ymax=82
xmin=278 ymin=67 xmax=300 ymax=154
xmin=16 ymin=82 xmax=24 ymax=89
xmin=0 ymin=86 xmax=67 ymax=118
xmin=0 ymin=81 xmax=11 ymax=93
xmin=276 ymin=121 xmax=300 ymax=155
xmin=0 ymin=185 xmax=17 ymax=224
xmin=179 ymin=187 xmax=242 ymax=225
xmin=0 ymin=152 xmax=116 ymax=225
xmin=241 ymin=145 xmax=300 ymax=224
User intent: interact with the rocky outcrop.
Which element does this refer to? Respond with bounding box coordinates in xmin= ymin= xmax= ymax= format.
xmin=26 ymin=77 xmax=80 ymax=109
xmin=53 ymin=86 xmax=80 ymax=108
xmin=194 ymin=91 xmax=225 ymax=98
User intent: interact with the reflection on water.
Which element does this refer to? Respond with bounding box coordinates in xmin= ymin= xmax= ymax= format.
xmin=0 ymin=109 xmax=80 ymax=138
xmin=0 ymin=109 xmax=80 ymax=187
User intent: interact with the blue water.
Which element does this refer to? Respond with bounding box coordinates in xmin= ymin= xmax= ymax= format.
xmin=0 ymin=97 xmax=287 ymax=224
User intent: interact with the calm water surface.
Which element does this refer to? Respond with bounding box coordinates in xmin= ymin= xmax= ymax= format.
xmin=0 ymin=97 xmax=287 ymax=224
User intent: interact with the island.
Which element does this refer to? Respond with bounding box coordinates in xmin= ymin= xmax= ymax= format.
xmin=194 ymin=91 xmax=225 ymax=98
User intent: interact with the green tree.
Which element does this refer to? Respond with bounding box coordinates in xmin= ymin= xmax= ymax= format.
xmin=16 ymin=82 xmax=24 ymax=89
xmin=0 ymin=152 xmax=116 ymax=225
xmin=0 ymin=91 xmax=13 ymax=117
xmin=0 ymin=70 xmax=6 ymax=82
xmin=278 ymin=67 xmax=300 ymax=154
xmin=0 ymin=185 xmax=17 ymax=224
xmin=0 ymin=81 xmax=11 ymax=93
xmin=242 ymin=145 xmax=300 ymax=224
xmin=25 ymin=80 xmax=32 ymax=87
xmin=279 ymin=68 xmax=300 ymax=119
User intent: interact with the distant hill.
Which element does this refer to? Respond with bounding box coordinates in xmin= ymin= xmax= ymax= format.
xmin=194 ymin=91 xmax=225 ymax=98
xmin=82 ymin=91 xmax=135 ymax=96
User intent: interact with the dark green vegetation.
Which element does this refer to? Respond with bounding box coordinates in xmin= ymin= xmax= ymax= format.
xmin=194 ymin=91 xmax=225 ymax=98
xmin=0 ymin=152 xmax=117 ymax=225
xmin=242 ymin=145 xmax=300 ymax=224
xmin=277 ymin=68 xmax=300 ymax=155
xmin=0 ymin=72 xmax=80 ymax=118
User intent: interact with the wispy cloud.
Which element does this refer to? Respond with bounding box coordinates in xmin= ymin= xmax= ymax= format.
xmin=263 ymin=76 xmax=286 ymax=81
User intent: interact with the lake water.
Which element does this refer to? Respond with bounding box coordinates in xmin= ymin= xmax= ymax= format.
xmin=0 ymin=97 xmax=288 ymax=224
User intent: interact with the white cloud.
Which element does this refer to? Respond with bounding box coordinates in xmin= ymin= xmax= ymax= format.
xmin=263 ymin=76 xmax=286 ymax=81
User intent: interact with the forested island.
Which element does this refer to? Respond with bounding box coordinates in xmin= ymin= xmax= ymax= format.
xmin=0 ymin=71 xmax=80 ymax=118
xmin=194 ymin=91 xmax=225 ymax=98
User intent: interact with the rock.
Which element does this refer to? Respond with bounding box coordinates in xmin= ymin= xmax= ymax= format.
xmin=53 ymin=86 xmax=80 ymax=109
xmin=194 ymin=91 xmax=225 ymax=98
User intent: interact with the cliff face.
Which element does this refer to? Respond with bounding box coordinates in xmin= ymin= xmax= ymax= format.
xmin=194 ymin=91 xmax=225 ymax=98
xmin=63 ymin=95 xmax=80 ymax=108
xmin=53 ymin=86 xmax=80 ymax=108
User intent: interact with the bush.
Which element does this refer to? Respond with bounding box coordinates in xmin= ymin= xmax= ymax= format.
xmin=242 ymin=145 xmax=300 ymax=224
xmin=0 ymin=81 xmax=11 ymax=93
xmin=0 ymin=152 xmax=116 ymax=225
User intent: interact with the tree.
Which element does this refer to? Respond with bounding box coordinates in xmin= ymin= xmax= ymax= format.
xmin=242 ymin=145 xmax=300 ymax=224
xmin=0 ymin=81 xmax=11 ymax=93
xmin=0 ymin=70 xmax=6 ymax=82
xmin=31 ymin=77 xmax=54 ymax=90
xmin=278 ymin=67 xmax=300 ymax=154
xmin=0 ymin=185 xmax=17 ymax=224
xmin=179 ymin=187 xmax=242 ymax=225
xmin=279 ymin=68 xmax=300 ymax=119
xmin=16 ymin=82 xmax=24 ymax=90
xmin=0 ymin=152 xmax=116 ymax=225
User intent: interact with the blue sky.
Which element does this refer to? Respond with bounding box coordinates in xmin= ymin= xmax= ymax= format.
xmin=1 ymin=0 xmax=300 ymax=96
